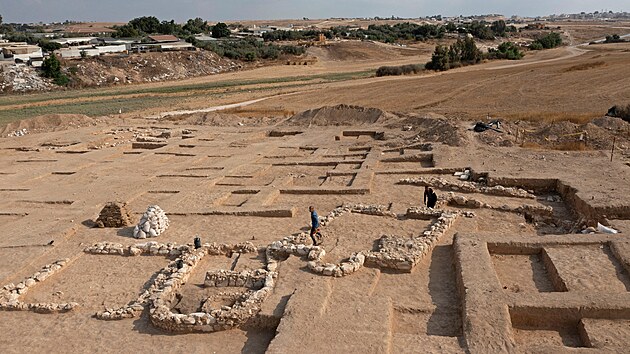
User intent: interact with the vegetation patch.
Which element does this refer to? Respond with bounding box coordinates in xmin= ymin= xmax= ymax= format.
xmin=376 ymin=64 xmax=424 ymax=77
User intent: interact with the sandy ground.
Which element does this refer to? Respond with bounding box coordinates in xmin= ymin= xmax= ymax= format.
xmin=0 ymin=21 xmax=630 ymax=354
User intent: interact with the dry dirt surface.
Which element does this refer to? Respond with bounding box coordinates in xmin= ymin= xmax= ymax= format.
xmin=0 ymin=114 xmax=102 ymax=137
xmin=57 ymin=22 xmax=122 ymax=34
xmin=0 ymin=102 xmax=629 ymax=353
xmin=1 ymin=21 xmax=630 ymax=354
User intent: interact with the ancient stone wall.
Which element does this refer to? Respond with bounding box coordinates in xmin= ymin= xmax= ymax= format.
xmin=0 ymin=259 xmax=78 ymax=313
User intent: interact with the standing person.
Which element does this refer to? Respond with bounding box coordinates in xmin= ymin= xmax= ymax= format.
xmin=309 ymin=206 xmax=320 ymax=246
xmin=427 ymin=188 xmax=438 ymax=209
xmin=423 ymin=186 xmax=430 ymax=206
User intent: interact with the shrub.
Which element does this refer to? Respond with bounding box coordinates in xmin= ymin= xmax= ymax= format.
xmin=40 ymin=55 xmax=69 ymax=86
xmin=200 ymin=38 xmax=304 ymax=61
xmin=41 ymin=55 xmax=62 ymax=78
xmin=604 ymin=34 xmax=625 ymax=43
xmin=487 ymin=42 xmax=524 ymax=60
xmin=531 ymin=32 xmax=562 ymax=49
xmin=376 ymin=64 xmax=423 ymax=77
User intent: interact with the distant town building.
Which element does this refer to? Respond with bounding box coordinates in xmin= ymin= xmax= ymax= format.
xmin=0 ymin=42 xmax=43 ymax=62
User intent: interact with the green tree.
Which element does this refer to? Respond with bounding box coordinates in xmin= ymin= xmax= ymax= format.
xmin=112 ymin=24 xmax=140 ymax=38
xmin=183 ymin=17 xmax=209 ymax=34
xmin=490 ymin=20 xmax=507 ymax=36
xmin=41 ymin=54 xmax=69 ymax=86
xmin=426 ymin=45 xmax=450 ymax=71
xmin=41 ymin=55 xmax=62 ymax=78
xmin=39 ymin=40 xmax=62 ymax=52
xmin=158 ymin=20 xmax=182 ymax=35
xmin=212 ymin=22 xmax=231 ymax=38
xmin=129 ymin=16 xmax=160 ymax=34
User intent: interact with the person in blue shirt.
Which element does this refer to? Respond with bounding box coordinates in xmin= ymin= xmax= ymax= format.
xmin=309 ymin=206 xmax=321 ymax=245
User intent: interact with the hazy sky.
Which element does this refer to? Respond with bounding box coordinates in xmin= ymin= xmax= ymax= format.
xmin=2 ymin=0 xmax=629 ymax=23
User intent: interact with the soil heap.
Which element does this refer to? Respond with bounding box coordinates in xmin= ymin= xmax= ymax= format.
xmin=95 ymin=202 xmax=134 ymax=228
xmin=283 ymin=104 xmax=396 ymax=126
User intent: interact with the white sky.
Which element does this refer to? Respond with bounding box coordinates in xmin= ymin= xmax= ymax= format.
xmin=1 ymin=0 xmax=629 ymax=23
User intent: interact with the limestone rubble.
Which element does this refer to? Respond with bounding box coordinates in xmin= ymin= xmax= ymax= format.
xmin=133 ymin=205 xmax=169 ymax=239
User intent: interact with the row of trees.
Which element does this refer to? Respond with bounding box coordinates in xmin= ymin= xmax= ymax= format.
xmin=195 ymin=38 xmax=305 ymax=62
xmin=378 ymin=37 xmax=527 ymax=76
xmin=425 ymin=37 xmax=483 ymax=71
xmin=112 ymin=16 xmax=230 ymax=39
xmin=263 ymin=20 xmax=518 ymax=44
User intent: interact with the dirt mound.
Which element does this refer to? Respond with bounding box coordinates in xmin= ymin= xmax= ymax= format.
xmin=64 ymin=51 xmax=241 ymax=88
xmin=0 ymin=114 xmax=101 ymax=137
xmin=307 ymin=41 xmax=421 ymax=62
xmin=391 ymin=113 xmax=468 ymax=147
xmin=283 ymin=104 xmax=396 ymax=126
xmin=478 ymin=118 xmax=630 ymax=150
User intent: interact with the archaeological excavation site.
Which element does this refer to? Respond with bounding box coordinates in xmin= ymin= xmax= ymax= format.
xmin=1 ymin=104 xmax=629 ymax=353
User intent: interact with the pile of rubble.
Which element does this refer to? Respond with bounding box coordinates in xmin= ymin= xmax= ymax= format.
xmin=0 ymin=64 xmax=54 ymax=93
xmin=133 ymin=205 xmax=169 ymax=239
xmin=399 ymin=177 xmax=535 ymax=199
xmin=307 ymin=252 xmax=366 ymax=277
xmin=95 ymin=202 xmax=134 ymax=228
xmin=406 ymin=206 xmax=447 ymax=220
xmin=0 ymin=259 xmax=78 ymax=313
xmin=7 ymin=128 xmax=28 ymax=137
xmin=364 ymin=211 xmax=460 ymax=271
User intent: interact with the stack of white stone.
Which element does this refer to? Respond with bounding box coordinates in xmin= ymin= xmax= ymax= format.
xmin=133 ymin=205 xmax=169 ymax=239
